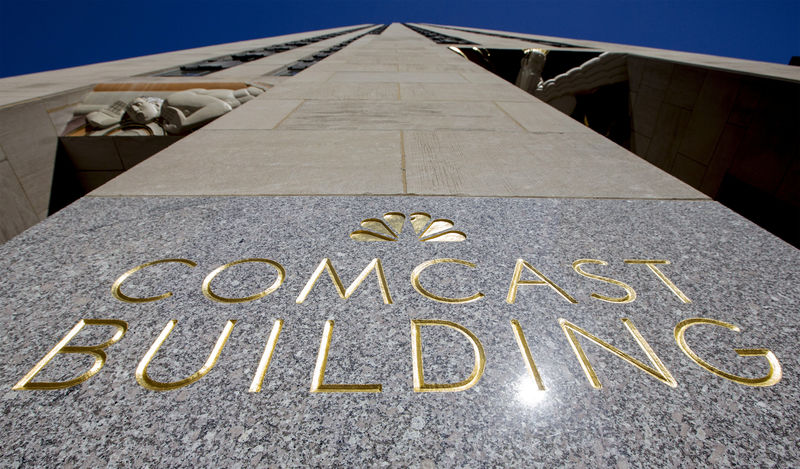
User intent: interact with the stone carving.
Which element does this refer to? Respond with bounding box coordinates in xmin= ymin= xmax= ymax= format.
xmin=516 ymin=51 xmax=628 ymax=115
xmin=126 ymin=97 xmax=164 ymax=124
xmin=514 ymin=49 xmax=547 ymax=93
xmin=85 ymin=100 xmax=128 ymax=128
xmin=160 ymin=88 xmax=262 ymax=134
xmin=83 ymin=85 xmax=265 ymax=135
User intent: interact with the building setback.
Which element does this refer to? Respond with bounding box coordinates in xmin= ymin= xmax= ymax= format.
xmin=0 ymin=23 xmax=798 ymax=466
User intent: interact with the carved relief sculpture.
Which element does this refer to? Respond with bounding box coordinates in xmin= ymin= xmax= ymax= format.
xmin=81 ymin=85 xmax=265 ymax=135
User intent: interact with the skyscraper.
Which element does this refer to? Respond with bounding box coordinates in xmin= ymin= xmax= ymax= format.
xmin=0 ymin=23 xmax=797 ymax=466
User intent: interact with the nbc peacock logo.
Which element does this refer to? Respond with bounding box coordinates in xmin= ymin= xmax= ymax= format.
xmin=350 ymin=212 xmax=466 ymax=242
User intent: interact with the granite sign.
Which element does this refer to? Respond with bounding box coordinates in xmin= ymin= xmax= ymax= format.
xmin=11 ymin=210 xmax=783 ymax=395
xmin=1 ymin=197 xmax=797 ymax=466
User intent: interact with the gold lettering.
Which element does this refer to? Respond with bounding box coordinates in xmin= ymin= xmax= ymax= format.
xmin=296 ymin=258 xmax=392 ymax=304
xmin=674 ymin=318 xmax=782 ymax=387
xmin=13 ymin=319 xmax=127 ymax=390
xmin=410 ymin=259 xmax=484 ymax=304
xmin=411 ymin=319 xmax=486 ymax=392
xmin=310 ymin=320 xmax=382 ymax=393
xmin=249 ymin=319 xmax=284 ymax=393
xmin=202 ymin=258 xmax=286 ymax=304
xmin=624 ymin=259 xmax=691 ymax=303
xmin=559 ymin=318 xmax=677 ymax=389
xmin=136 ymin=320 xmax=236 ymax=391
xmin=506 ymin=259 xmax=577 ymax=304
xmin=510 ymin=320 xmax=546 ymax=391
xmin=572 ymin=259 xmax=636 ymax=303
xmin=112 ymin=258 xmax=197 ymax=303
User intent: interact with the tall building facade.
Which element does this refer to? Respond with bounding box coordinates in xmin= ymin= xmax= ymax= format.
xmin=0 ymin=24 xmax=797 ymax=466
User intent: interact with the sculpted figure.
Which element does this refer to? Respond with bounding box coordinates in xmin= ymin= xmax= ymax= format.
xmin=126 ymin=97 xmax=164 ymax=124
xmin=515 ymin=49 xmax=547 ymax=93
xmin=516 ymin=51 xmax=628 ymax=115
xmin=82 ymin=85 xmax=265 ymax=133
xmin=160 ymin=89 xmax=234 ymax=133
xmin=536 ymin=52 xmax=628 ymax=114
xmin=160 ymin=86 xmax=264 ymax=134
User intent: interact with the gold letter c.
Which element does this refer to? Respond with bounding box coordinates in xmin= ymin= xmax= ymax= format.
xmin=410 ymin=258 xmax=484 ymax=304
xmin=112 ymin=259 xmax=197 ymax=303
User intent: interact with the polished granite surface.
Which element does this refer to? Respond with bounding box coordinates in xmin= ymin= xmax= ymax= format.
xmin=1 ymin=196 xmax=797 ymax=466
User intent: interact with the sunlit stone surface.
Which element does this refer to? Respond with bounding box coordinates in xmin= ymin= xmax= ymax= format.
xmin=0 ymin=196 xmax=797 ymax=466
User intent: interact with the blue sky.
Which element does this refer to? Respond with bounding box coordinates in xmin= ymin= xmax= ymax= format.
xmin=1 ymin=0 xmax=798 ymax=78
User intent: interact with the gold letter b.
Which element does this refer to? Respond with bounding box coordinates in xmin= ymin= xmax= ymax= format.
xmin=13 ymin=319 xmax=127 ymax=390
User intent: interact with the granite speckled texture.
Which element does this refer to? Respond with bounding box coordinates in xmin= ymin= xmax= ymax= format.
xmin=0 ymin=196 xmax=798 ymax=467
